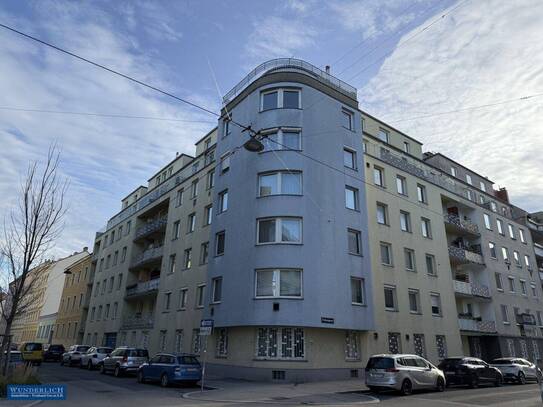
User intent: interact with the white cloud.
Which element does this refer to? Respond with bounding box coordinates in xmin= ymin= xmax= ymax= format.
xmin=360 ymin=0 xmax=543 ymax=211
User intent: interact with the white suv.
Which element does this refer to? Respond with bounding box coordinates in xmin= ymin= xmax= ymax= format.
xmin=366 ymin=354 xmax=445 ymax=395
xmin=80 ymin=347 xmax=113 ymax=370
xmin=61 ymin=345 xmax=91 ymax=366
xmin=490 ymin=358 xmax=541 ymax=384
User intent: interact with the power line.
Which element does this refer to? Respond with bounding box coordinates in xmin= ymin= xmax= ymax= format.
xmin=0 ymin=106 xmax=217 ymax=124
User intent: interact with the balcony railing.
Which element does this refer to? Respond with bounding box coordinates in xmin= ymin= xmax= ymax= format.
xmin=448 ymin=246 xmax=485 ymax=266
xmin=527 ymin=218 xmax=543 ymax=233
xmin=444 ymin=214 xmax=480 ymax=235
xmin=453 ymin=280 xmax=491 ymax=298
xmin=539 ymin=269 xmax=543 ymax=281
xmin=516 ymin=313 xmax=537 ymax=326
xmin=134 ymin=217 xmax=168 ymax=241
xmin=458 ymin=317 xmax=496 ymax=333
xmin=121 ymin=312 xmax=155 ymax=330
xmin=534 ymin=244 xmax=543 ymax=258
xmin=131 ymin=246 xmax=163 ymax=269
xmin=125 ymin=279 xmax=160 ymax=298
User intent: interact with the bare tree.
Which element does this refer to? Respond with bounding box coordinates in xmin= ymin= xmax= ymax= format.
xmin=0 ymin=145 xmax=68 ymax=373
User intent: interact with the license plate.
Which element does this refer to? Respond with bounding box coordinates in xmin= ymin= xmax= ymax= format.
xmin=372 ymin=373 xmax=384 ymax=378
xmin=187 ymin=368 xmax=198 ymax=372
xmin=445 ymin=371 xmax=455 ymax=375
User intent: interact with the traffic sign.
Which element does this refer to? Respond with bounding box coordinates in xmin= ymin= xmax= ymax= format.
xmin=200 ymin=319 xmax=214 ymax=336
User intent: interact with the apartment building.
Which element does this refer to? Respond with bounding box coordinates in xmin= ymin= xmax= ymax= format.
xmin=83 ymin=129 xmax=217 ymax=352
xmin=54 ymin=253 xmax=93 ymax=347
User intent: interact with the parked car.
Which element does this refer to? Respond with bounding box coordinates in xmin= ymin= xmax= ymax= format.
xmin=365 ymin=354 xmax=445 ymax=395
xmin=80 ymin=346 xmax=113 ymax=370
xmin=490 ymin=358 xmax=541 ymax=384
xmin=137 ymin=353 xmax=201 ymax=387
xmin=20 ymin=342 xmax=43 ymax=365
xmin=61 ymin=345 xmax=91 ymax=366
xmin=438 ymin=357 xmax=503 ymax=388
xmin=43 ymin=344 xmax=65 ymax=362
xmin=100 ymin=347 xmax=149 ymax=377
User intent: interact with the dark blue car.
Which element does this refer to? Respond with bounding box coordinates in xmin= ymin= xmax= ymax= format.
xmin=137 ymin=353 xmax=201 ymax=387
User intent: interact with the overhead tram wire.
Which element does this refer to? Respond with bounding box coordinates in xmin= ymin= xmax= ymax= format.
xmin=0 ymin=22 xmax=256 ymax=136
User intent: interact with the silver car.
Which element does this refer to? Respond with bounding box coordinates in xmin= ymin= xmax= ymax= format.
xmin=366 ymin=354 xmax=446 ymax=395
xmin=80 ymin=347 xmax=113 ymax=370
xmin=490 ymin=358 xmax=541 ymax=384
xmin=61 ymin=345 xmax=91 ymax=366
xmin=100 ymin=347 xmax=149 ymax=377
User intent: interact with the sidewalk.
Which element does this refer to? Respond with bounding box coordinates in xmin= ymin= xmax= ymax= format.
xmin=183 ymin=377 xmax=377 ymax=405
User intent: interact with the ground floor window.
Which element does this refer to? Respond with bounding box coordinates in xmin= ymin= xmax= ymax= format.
xmin=533 ymin=340 xmax=540 ymax=360
xmin=174 ymin=330 xmax=183 ymax=353
xmin=159 ymin=330 xmax=167 ymax=351
xmin=216 ymin=328 xmax=228 ymax=357
xmin=506 ymin=338 xmax=515 ymax=357
xmin=413 ymin=333 xmax=426 ymax=358
xmin=345 ymin=331 xmax=360 ymax=361
xmin=520 ymin=339 xmax=528 ymax=359
xmin=388 ymin=332 xmax=401 ymax=354
xmin=256 ymin=327 xmax=304 ymax=360
xmin=192 ymin=329 xmax=201 ymax=354
xmin=436 ymin=335 xmax=447 ymax=359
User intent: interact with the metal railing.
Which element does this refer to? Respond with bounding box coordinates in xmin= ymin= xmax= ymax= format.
xmin=516 ymin=313 xmax=537 ymax=326
xmin=131 ymin=246 xmax=164 ymax=268
xmin=534 ymin=244 xmax=543 ymax=258
xmin=126 ymin=279 xmax=160 ymax=297
xmin=121 ymin=312 xmax=155 ymax=329
xmin=448 ymin=246 xmax=485 ymax=265
xmin=134 ymin=217 xmax=168 ymax=240
xmin=458 ymin=318 xmax=496 ymax=333
xmin=453 ymin=280 xmax=490 ymax=298
xmin=527 ymin=218 xmax=543 ymax=233
xmin=222 ymin=58 xmax=358 ymax=104
xmin=444 ymin=214 xmax=480 ymax=235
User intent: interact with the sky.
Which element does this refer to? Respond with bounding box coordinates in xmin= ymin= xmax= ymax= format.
xmin=0 ymin=0 xmax=542 ymax=258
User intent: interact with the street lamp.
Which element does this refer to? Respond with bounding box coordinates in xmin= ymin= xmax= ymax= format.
xmin=243 ymin=137 xmax=264 ymax=152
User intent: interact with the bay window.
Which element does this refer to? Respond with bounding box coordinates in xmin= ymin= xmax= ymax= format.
xmin=257 ymin=217 xmax=302 ymax=244
xmin=258 ymin=171 xmax=302 ymax=196
xmin=255 ymin=268 xmax=302 ymax=298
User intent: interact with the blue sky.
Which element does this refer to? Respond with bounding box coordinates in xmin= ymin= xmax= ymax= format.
xmin=1 ymin=0 xmax=542 ymax=257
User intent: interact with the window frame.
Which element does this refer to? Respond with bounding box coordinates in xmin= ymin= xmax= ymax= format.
xmin=350 ymin=277 xmax=365 ymax=305
xmin=260 ymin=88 xmax=301 ymax=111
xmin=384 ymin=285 xmax=397 ymax=311
xmin=345 ymin=186 xmax=359 ymax=211
xmin=211 ymin=277 xmax=222 ymax=304
xmin=254 ymin=268 xmax=303 ymax=299
xmin=257 ymin=170 xmax=302 ymax=197
xmin=343 ymin=147 xmax=357 ymax=170
xmin=347 ymin=228 xmax=362 ymax=255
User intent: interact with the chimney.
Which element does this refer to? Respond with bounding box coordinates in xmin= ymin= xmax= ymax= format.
xmin=495 ymin=187 xmax=509 ymax=203
xmin=325 ymin=65 xmax=330 ymax=74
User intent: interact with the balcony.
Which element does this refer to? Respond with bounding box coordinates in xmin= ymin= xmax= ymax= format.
xmin=448 ymin=246 xmax=485 ymax=266
xmin=125 ymin=279 xmax=160 ymax=299
xmin=444 ymin=214 xmax=480 ymax=236
xmin=121 ymin=312 xmax=154 ymax=330
xmin=453 ymin=280 xmax=491 ymax=299
xmin=534 ymin=244 xmax=543 ymax=259
xmin=134 ymin=217 xmax=167 ymax=241
xmin=458 ymin=317 xmax=496 ymax=333
xmin=539 ymin=269 xmax=543 ymax=281
xmin=515 ymin=313 xmax=537 ymax=326
xmin=130 ymin=246 xmax=163 ymax=269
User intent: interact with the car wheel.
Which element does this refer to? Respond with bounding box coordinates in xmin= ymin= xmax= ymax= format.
xmin=468 ymin=375 xmax=479 ymax=389
xmin=100 ymin=364 xmax=106 ymax=374
xmin=68 ymin=358 xmax=72 ymax=367
xmin=400 ymin=379 xmax=413 ymax=396
xmin=160 ymin=373 xmax=169 ymax=388
xmin=87 ymin=361 xmax=93 ymax=370
xmin=494 ymin=375 xmax=503 ymax=387
xmin=137 ymin=370 xmax=145 ymax=384
xmin=436 ymin=377 xmax=445 ymax=392
xmin=518 ymin=371 xmax=526 ymax=385
xmin=114 ymin=366 xmax=121 ymax=378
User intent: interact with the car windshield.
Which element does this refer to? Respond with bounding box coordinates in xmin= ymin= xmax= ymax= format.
xmin=24 ymin=343 xmax=43 ymax=351
xmin=366 ymin=357 xmax=394 ymax=369
xmin=49 ymin=345 xmax=63 ymax=351
xmin=178 ymin=356 xmax=199 ymax=365
xmin=491 ymin=359 xmax=513 ymax=365
xmin=98 ymin=348 xmax=112 ymax=354
xmin=128 ymin=349 xmax=148 ymax=357
xmin=76 ymin=346 xmax=90 ymax=352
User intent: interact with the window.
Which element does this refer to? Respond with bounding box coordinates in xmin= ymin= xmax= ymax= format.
xmin=257 ymin=217 xmax=301 ymax=244
xmin=168 ymin=254 xmax=176 ymax=274
xmin=256 ymin=327 xmax=304 ymax=359
xmin=220 ymin=153 xmax=230 ymax=174
xmin=483 ymin=214 xmax=492 ymax=230
xmin=479 ymin=181 xmax=486 ymax=192
xmin=388 ymin=332 xmax=401 ymax=354
xmin=172 ymin=220 xmax=180 ymax=240
xmin=384 ymin=285 xmax=397 ymax=311
xmin=218 ymin=190 xmax=228 ymax=213
xmin=531 ymin=283 xmax=537 ymax=297
xmin=196 ymin=285 xmax=205 ymax=308
xmin=436 ymin=335 xmax=447 ymax=359
xmin=345 ymin=331 xmax=360 ymax=360
xmin=507 ymin=225 xmax=515 ymax=241
xmin=343 ymin=148 xmax=357 ymax=169
xmin=425 ymin=254 xmax=436 ymax=276
xmin=164 ymin=292 xmax=171 ymax=311
xmin=404 ymin=248 xmax=416 ymax=272
xmin=380 ymin=242 xmax=393 ymax=266
xmin=200 ymin=242 xmax=209 ymax=264
xmin=519 ymin=229 xmax=526 ymax=244
xmin=399 ymin=211 xmax=411 ymax=232
xmin=348 ymin=229 xmax=362 ymax=255
xmin=497 ymin=219 xmax=504 ymax=235
xmin=255 ymin=269 xmax=302 ymax=298
xmin=466 ymin=174 xmax=472 ymax=185
xmin=345 ymin=186 xmax=359 ymax=210
xmin=495 ymin=273 xmax=503 ymax=291
xmin=179 ymin=288 xmax=188 ymax=309
xmin=112 ymin=303 xmax=118 ymax=320
xmin=258 ymin=171 xmax=302 ymax=196
xmin=176 ymin=189 xmax=184 ymax=207
xmin=378 ymin=128 xmax=389 ymax=143
xmin=520 ymin=280 xmax=527 ymax=296
xmin=351 ymin=278 xmax=365 ymax=305
xmin=215 ymin=231 xmax=225 ymax=255
xmin=403 ymin=141 xmax=410 ymax=153
xmin=222 ymin=118 xmax=230 ymax=136
xmin=262 ymin=128 xmax=302 ymax=151
xmin=206 ymin=170 xmax=215 ymax=189
xmin=489 ymin=242 xmax=497 ymax=258
xmin=204 ymin=205 xmax=213 ymax=226
xmin=490 ymin=201 xmax=497 ymax=212
xmin=508 ymin=276 xmax=515 ymax=293
xmin=376 ymin=202 xmax=388 ymax=225
xmin=502 ymin=247 xmax=510 ymax=262
xmin=466 ymin=190 xmax=473 ymax=201
xmin=159 ymin=330 xmax=167 ymax=351
xmin=396 ymin=175 xmax=407 ymax=195
xmin=408 ymin=289 xmax=420 ymax=313
xmin=216 ymin=328 xmax=228 ymax=357
xmin=421 ymin=218 xmax=432 ymax=238
xmin=373 ymin=166 xmax=385 ymax=187
xmin=190 ymin=179 xmax=198 ymax=199
xmin=417 ymin=184 xmax=427 ymax=203
xmin=524 ymin=255 xmax=531 ymax=269
xmin=513 ymin=251 xmax=521 ymax=267
xmin=430 ymin=294 xmax=441 ymax=316
xmin=450 ymin=167 xmax=457 ymax=177
xmin=121 ymin=247 xmax=127 ymax=263
xmin=261 ymin=88 xmax=300 ymax=110
xmin=174 ymin=330 xmax=184 ymax=353
xmin=126 ymin=220 xmax=131 ymax=235
xmin=187 ymin=213 xmax=196 ymax=233
xmin=183 ymin=248 xmax=192 ymax=269
xmin=212 ymin=277 xmax=222 ymax=303
xmin=342 ymin=109 xmax=353 ymax=130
